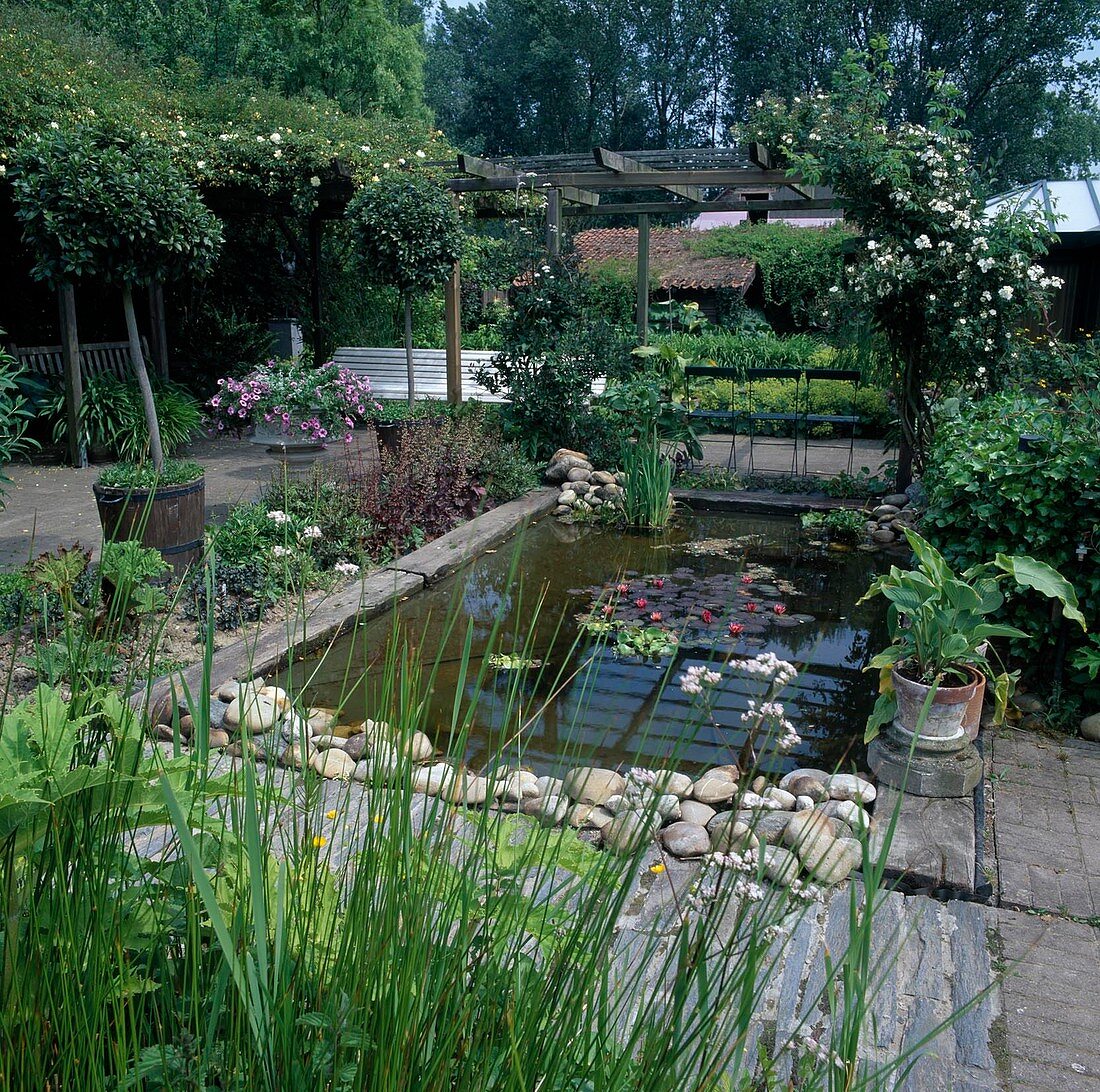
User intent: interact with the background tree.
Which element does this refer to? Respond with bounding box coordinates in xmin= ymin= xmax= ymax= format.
xmin=345 ymin=174 xmax=463 ymax=405
xmin=12 ymin=127 xmax=223 ymax=470
xmin=56 ymin=0 xmax=429 ymax=121
xmin=425 ymin=0 xmax=1100 ymax=185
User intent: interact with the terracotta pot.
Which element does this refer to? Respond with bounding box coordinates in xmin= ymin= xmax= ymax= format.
xmin=891 ymin=664 xmax=983 ymax=751
xmin=963 ymin=673 xmax=986 ymax=741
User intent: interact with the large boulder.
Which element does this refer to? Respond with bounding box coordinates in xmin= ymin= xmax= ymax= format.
xmin=562 ymin=766 xmax=626 ymax=805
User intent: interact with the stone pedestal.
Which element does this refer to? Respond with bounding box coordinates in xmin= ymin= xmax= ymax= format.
xmin=868 ymin=729 xmax=982 ymax=798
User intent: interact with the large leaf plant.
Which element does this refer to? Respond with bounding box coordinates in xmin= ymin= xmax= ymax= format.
xmin=861 ymin=527 xmax=1085 ymax=740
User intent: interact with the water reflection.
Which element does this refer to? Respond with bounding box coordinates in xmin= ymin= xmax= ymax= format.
xmin=299 ymin=512 xmax=887 ymax=776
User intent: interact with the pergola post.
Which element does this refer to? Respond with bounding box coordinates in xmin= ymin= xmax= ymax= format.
xmin=546 ymin=189 xmax=562 ymax=257
xmin=445 ymin=260 xmax=462 ymax=404
xmin=636 ymin=213 xmax=650 ymax=344
xmin=307 ymin=209 xmax=324 ymax=363
xmin=58 ymin=284 xmax=86 ymax=469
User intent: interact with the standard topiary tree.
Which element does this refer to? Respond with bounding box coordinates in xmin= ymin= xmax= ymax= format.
xmin=12 ymin=126 xmax=222 ymax=471
xmin=345 ymin=174 xmax=463 ymax=406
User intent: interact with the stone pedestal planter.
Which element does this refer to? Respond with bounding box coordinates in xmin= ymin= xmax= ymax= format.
xmin=867 ymin=666 xmax=983 ymax=797
xmin=250 ymin=420 xmax=326 ymax=478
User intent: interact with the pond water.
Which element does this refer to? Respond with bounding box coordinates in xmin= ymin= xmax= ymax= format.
xmin=298 ymin=511 xmax=888 ymax=779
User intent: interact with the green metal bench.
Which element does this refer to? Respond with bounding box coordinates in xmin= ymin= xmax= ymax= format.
xmin=683 ymin=365 xmax=861 ymax=475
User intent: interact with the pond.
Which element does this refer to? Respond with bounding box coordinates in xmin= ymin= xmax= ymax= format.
xmin=298 ymin=510 xmax=888 ymax=779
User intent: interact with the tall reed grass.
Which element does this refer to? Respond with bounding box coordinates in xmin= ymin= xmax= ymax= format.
xmin=0 ymin=500 xmax=972 ymax=1090
xmin=620 ymin=436 xmax=674 ymax=530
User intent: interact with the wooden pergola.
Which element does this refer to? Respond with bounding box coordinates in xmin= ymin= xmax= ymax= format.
xmin=439 ymin=144 xmax=843 ymax=401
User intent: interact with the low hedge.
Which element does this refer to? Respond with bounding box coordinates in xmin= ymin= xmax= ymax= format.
xmin=688 ymin=376 xmax=891 ymax=438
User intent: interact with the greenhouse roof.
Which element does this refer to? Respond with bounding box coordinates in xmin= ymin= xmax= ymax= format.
xmin=985 ymin=179 xmax=1100 ymax=234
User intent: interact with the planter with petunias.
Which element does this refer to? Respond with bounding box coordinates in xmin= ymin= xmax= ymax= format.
xmin=207 ymin=357 xmax=380 ymax=476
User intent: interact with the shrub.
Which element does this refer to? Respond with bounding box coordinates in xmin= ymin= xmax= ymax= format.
xmin=0 ymin=570 xmax=32 ymax=630
xmin=476 ymin=256 xmax=634 ymax=459
xmin=49 ymin=375 xmax=201 ymax=462
xmin=477 ymin=440 xmax=540 ymax=502
xmin=0 ymin=347 xmax=39 ymax=506
xmin=923 ymin=388 xmax=1100 ymax=677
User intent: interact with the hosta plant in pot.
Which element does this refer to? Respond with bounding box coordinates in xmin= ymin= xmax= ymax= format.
xmin=860 ymin=528 xmax=1084 ymax=796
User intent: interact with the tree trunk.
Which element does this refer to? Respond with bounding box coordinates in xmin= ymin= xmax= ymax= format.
xmin=123 ymin=284 xmax=165 ymax=472
xmin=403 ymin=295 xmax=416 ymax=409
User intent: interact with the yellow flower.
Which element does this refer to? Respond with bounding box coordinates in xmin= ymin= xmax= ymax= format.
xmin=372 ymin=815 xmax=383 ymax=824
xmin=312 ymin=836 xmax=327 ymax=848
xmin=325 ymin=809 xmax=337 ymax=820
xmin=649 ymin=862 xmax=666 ymax=874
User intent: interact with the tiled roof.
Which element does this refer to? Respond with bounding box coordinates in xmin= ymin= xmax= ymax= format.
xmin=573 ymin=227 xmax=757 ymax=291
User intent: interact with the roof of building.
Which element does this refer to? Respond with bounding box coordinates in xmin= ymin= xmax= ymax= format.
xmin=572 ymin=227 xmax=757 ymax=291
xmin=985 ymin=179 xmax=1100 ymax=234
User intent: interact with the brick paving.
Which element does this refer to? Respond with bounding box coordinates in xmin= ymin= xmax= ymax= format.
xmin=990 ymin=728 xmax=1100 ymax=918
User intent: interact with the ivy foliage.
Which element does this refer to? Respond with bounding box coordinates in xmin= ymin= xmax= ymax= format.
xmin=12 ymin=126 xmax=222 ymax=289
xmin=345 ymin=174 xmax=464 ymax=294
xmin=686 ymin=223 xmax=854 ymax=330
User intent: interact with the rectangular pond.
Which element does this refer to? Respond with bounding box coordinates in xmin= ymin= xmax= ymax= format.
xmin=298 ymin=510 xmax=888 ymax=778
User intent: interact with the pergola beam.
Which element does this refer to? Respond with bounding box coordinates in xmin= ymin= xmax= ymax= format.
xmin=593 ymin=146 xmax=701 ymax=201
xmin=560 ymin=197 xmax=842 ymax=217
xmin=746 ymin=142 xmax=815 ymax=201
xmin=457 ymin=153 xmax=601 ymax=206
xmin=448 ymin=169 xmax=796 ymax=192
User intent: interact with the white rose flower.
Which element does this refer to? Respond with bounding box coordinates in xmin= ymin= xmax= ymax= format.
xmin=997 ymin=285 xmax=1014 ymax=300
xmin=310 ymin=175 xmax=321 ymax=187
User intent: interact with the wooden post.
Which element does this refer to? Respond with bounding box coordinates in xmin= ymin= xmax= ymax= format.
xmin=445 ymin=261 xmax=462 ymax=404
xmin=546 ymin=189 xmax=562 ymax=257
xmin=308 ymin=210 xmax=324 ymax=363
xmin=147 ymin=281 xmax=169 ymax=380
xmin=58 ymin=284 xmax=86 ymax=469
xmin=636 ymin=213 xmax=650 ymax=344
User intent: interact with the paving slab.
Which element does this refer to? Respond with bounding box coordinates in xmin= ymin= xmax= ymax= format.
xmin=872 ymin=784 xmax=976 ymax=891
xmin=0 ymin=433 xmax=382 ymax=568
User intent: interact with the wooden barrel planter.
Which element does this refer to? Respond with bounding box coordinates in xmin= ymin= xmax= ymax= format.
xmin=92 ymin=476 xmax=206 ymax=577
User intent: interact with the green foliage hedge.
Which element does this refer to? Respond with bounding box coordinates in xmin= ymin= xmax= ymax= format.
xmin=657 ymin=330 xmax=830 ymax=371
xmin=686 ymin=223 xmax=853 ymax=329
xmin=923 ymin=389 xmax=1100 ymax=674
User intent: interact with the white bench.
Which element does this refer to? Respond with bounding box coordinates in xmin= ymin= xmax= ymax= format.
xmin=332 ymin=347 xmax=507 ymax=403
xmin=332 ymin=345 xmax=608 ymax=404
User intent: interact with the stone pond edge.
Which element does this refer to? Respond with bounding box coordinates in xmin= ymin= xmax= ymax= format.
xmin=136 ymin=486 xmax=560 ymax=719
